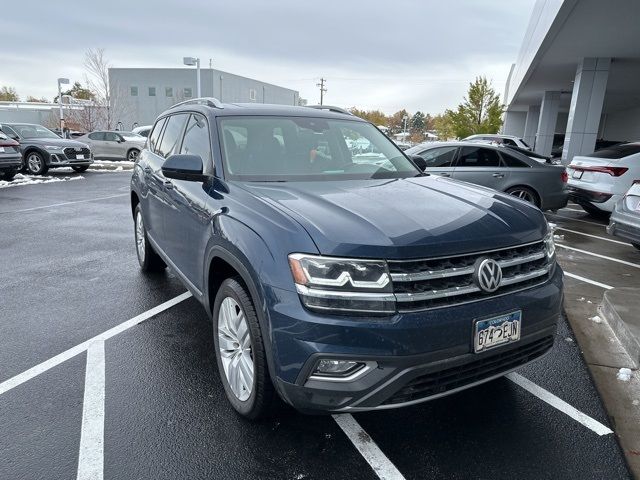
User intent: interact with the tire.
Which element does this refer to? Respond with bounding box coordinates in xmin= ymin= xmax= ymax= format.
xmin=25 ymin=151 xmax=48 ymax=175
xmin=127 ymin=149 xmax=140 ymax=162
xmin=580 ymin=203 xmax=610 ymax=219
xmin=213 ymin=277 xmax=277 ymax=419
xmin=1 ymin=169 xmax=16 ymax=181
xmin=133 ymin=205 xmax=166 ymax=272
xmin=505 ymin=186 xmax=540 ymax=208
xmin=72 ymin=165 xmax=89 ymax=173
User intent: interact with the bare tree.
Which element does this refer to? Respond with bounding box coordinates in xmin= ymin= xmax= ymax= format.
xmin=84 ymin=48 xmax=112 ymax=128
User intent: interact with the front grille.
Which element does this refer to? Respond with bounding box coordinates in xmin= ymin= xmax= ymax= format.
xmin=63 ymin=147 xmax=91 ymax=159
xmin=382 ymin=336 xmax=554 ymax=406
xmin=389 ymin=241 xmax=551 ymax=312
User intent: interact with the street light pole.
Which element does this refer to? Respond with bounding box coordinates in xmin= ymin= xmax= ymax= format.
xmin=402 ymin=114 xmax=408 ymax=143
xmin=183 ymin=57 xmax=201 ymax=97
xmin=57 ymin=77 xmax=69 ymax=137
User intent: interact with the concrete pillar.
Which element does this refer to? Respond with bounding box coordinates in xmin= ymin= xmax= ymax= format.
xmin=535 ymin=91 xmax=561 ymax=156
xmin=523 ymin=105 xmax=540 ymax=149
xmin=561 ymin=57 xmax=610 ymax=164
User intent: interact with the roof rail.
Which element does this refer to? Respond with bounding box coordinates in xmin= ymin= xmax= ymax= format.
xmin=172 ymin=97 xmax=224 ymax=109
xmin=306 ymin=105 xmax=352 ymax=115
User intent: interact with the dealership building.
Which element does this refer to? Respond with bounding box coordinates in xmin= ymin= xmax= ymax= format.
xmin=502 ymin=0 xmax=640 ymax=164
xmin=109 ymin=67 xmax=300 ymax=129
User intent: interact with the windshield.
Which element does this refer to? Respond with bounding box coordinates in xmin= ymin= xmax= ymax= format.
xmin=10 ymin=124 xmax=59 ymax=139
xmin=218 ymin=116 xmax=419 ymax=181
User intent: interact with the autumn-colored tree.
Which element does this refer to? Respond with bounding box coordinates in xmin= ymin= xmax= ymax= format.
xmin=0 ymin=86 xmax=19 ymax=101
xmin=388 ymin=109 xmax=410 ymax=134
xmin=348 ymin=107 xmax=388 ymax=127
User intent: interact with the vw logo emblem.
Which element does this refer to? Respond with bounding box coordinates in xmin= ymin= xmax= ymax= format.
xmin=474 ymin=258 xmax=502 ymax=293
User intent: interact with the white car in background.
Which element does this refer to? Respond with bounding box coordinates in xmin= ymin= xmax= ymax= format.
xmin=132 ymin=125 xmax=152 ymax=137
xmin=567 ymin=142 xmax=640 ymax=216
xmin=463 ymin=134 xmax=531 ymax=151
xmin=75 ymin=131 xmax=146 ymax=161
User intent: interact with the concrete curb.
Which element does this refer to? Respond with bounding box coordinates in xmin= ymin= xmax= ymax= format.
xmin=599 ymin=288 xmax=640 ymax=369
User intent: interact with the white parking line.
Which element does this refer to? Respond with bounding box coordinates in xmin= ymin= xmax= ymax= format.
xmin=556 ymin=227 xmax=630 ymax=246
xmin=0 ymin=292 xmax=191 ymax=396
xmin=333 ymin=414 xmax=406 ymax=480
xmin=0 ymin=193 xmax=128 ymax=215
xmin=546 ymin=212 xmax=605 ymax=227
xmin=564 ymin=271 xmax=614 ymax=290
xmin=77 ymin=341 xmax=105 ymax=480
xmin=506 ymin=373 xmax=613 ymax=436
xmin=557 ymin=244 xmax=640 ymax=269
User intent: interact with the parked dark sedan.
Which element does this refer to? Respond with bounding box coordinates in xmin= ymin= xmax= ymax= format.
xmin=0 ymin=123 xmax=93 ymax=175
xmin=0 ymin=131 xmax=22 ymax=181
xmin=405 ymin=142 xmax=568 ymax=210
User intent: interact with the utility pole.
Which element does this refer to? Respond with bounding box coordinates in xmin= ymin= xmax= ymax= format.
xmin=210 ymin=58 xmax=214 ymax=98
xmin=316 ymin=78 xmax=327 ymax=105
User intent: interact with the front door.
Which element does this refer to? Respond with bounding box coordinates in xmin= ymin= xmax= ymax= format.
xmin=162 ymin=113 xmax=214 ymax=294
xmin=415 ymin=145 xmax=457 ymax=177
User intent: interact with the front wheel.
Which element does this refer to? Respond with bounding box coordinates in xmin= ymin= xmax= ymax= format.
xmin=26 ymin=152 xmax=48 ymax=175
xmin=72 ymin=165 xmax=89 ymax=173
xmin=133 ymin=205 xmax=166 ymax=272
xmin=1 ymin=169 xmax=17 ymax=181
xmin=213 ymin=277 xmax=277 ymax=419
xmin=505 ymin=186 xmax=540 ymax=208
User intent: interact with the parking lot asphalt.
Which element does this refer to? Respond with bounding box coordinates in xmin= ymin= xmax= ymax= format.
xmin=0 ymin=171 xmax=633 ymax=480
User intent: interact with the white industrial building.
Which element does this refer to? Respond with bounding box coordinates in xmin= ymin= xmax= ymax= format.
xmin=502 ymin=0 xmax=640 ymax=163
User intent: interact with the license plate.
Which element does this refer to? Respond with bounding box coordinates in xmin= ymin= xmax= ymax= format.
xmin=76 ymin=154 xmax=84 ymax=159
xmin=572 ymin=170 xmax=583 ymax=179
xmin=474 ymin=311 xmax=521 ymax=353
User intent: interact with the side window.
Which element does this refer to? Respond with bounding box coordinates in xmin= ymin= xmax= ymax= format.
xmin=88 ymin=132 xmax=104 ymax=140
xmin=180 ymin=114 xmax=212 ymax=165
xmin=500 ymin=152 xmax=529 ymax=168
xmin=456 ymin=147 xmax=501 ymax=168
xmin=415 ymin=146 xmax=457 ymax=167
xmin=104 ymin=132 xmax=120 ymax=142
xmin=1 ymin=125 xmax=17 ymax=137
xmin=157 ymin=114 xmax=188 ymax=158
xmin=148 ymin=118 xmax=167 ymax=153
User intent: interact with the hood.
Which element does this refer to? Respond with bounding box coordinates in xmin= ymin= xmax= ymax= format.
xmin=26 ymin=137 xmax=89 ymax=149
xmin=239 ymin=176 xmax=547 ymax=259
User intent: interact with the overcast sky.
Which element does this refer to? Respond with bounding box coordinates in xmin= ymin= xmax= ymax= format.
xmin=0 ymin=0 xmax=536 ymax=114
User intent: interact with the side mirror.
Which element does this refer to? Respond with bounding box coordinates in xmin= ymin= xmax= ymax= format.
xmin=162 ymin=154 xmax=209 ymax=182
xmin=410 ymin=155 xmax=427 ymax=171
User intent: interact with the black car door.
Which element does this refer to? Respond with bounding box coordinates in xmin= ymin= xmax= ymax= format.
xmin=162 ymin=113 xmax=215 ymax=294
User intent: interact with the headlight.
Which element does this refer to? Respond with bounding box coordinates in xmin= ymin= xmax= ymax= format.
xmin=288 ymin=254 xmax=395 ymax=315
xmin=44 ymin=145 xmax=63 ymax=150
xmin=543 ymin=231 xmax=556 ymax=260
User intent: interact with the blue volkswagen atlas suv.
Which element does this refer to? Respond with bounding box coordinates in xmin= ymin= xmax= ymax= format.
xmin=130 ymin=99 xmax=563 ymax=418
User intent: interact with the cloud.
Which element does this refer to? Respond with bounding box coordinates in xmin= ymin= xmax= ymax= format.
xmin=0 ymin=0 xmax=535 ymax=113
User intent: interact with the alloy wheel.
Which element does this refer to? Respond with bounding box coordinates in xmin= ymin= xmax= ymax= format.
xmin=218 ymin=297 xmax=254 ymax=401
xmin=27 ymin=154 xmax=42 ymax=173
xmin=135 ymin=211 xmax=146 ymax=261
xmin=128 ymin=150 xmax=139 ymax=161
xmin=509 ymin=188 xmax=535 ymax=204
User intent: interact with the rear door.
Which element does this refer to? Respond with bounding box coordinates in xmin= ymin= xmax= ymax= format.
xmin=414 ymin=146 xmax=457 ymax=177
xmin=451 ymin=146 xmax=510 ymax=190
xmin=87 ymin=132 xmax=106 ymax=157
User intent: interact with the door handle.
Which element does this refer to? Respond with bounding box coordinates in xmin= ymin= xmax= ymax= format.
xmin=163 ymin=180 xmax=173 ymax=189
xmin=492 ymin=173 xmax=505 ymax=178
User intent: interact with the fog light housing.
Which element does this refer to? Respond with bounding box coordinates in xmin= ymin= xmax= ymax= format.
xmin=316 ymin=359 xmax=362 ymax=375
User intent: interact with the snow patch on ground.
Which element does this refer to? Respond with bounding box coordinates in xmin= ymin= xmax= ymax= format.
xmin=565 ymin=337 xmax=574 ymax=343
xmin=553 ymin=234 xmax=564 ymax=241
xmin=616 ymin=368 xmax=633 ymax=382
xmin=589 ymin=315 xmax=602 ymax=324
xmin=0 ymin=173 xmax=84 ymax=189
xmin=548 ymin=222 xmax=557 ymax=231
xmin=577 ymin=297 xmax=586 ymax=302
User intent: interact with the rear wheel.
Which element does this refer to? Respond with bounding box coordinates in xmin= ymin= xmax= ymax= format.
xmin=127 ymin=149 xmax=140 ymax=162
xmin=213 ymin=277 xmax=277 ymax=419
xmin=72 ymin=165 xmax=89 ymax=173
xmin=26 ymin=152 xmax=48 ymax=175
xmin=134 ymin=205 xmax=166 ymax=272
xmin=1 ymin=169 xmax=17 ymax=181
xmin=505 ymin=186 xmax=540 ymax=208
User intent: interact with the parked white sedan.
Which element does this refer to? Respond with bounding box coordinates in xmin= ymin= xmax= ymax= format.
xmin=567 ymin=142 xmax=640 ymax=216
xmin=75 ymin=131 xmax=146 ymax=161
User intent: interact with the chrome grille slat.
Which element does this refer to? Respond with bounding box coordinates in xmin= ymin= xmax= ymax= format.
xmin=389 ymin=241 xmax=551 ymax=311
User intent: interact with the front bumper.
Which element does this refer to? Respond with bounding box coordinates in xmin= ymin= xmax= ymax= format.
xmin=608 ymin=209 xmax=640 ymax=245
xmin=48 ymin=153 xmax=93 ymax=167
xmin=268 ymin=266 xmax=563 ymax=413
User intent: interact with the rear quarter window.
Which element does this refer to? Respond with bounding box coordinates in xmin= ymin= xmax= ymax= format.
xmin=500 ymin=152 xmax=530 ymax=168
